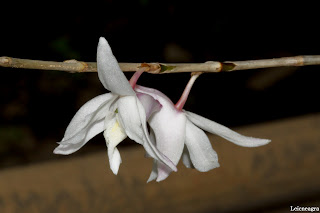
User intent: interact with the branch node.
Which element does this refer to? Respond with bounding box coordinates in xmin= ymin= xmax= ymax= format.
xmin=138 ymin=63 xmax=161 ymax=74
xmin=205 ymin=61 xmax=223 ymax=72
xmin=63 ymin=59 xmax=88 ymax=72
xmin=79 ymin=62 xmax=89 ymax=72
xmin=0 ymin=56 xmax=11 ymax=67
xmin=295 ymin=56 xmax=304 ymax=66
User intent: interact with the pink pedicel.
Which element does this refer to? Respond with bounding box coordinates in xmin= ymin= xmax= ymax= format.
xmin=129 ymin=70 xmax=144 ymax=89
xmin=130 ymin=70 xmax=200 ymax=111
xmin=175 ymin=74 xmax=200 ymax=111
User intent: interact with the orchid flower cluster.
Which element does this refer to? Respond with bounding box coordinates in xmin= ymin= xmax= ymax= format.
xmin=54 ymin=37 xmax=270 ymax=182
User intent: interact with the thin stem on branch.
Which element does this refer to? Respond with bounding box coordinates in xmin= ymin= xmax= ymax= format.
xmin=175 ymin=72 xmax=202 ymax=111
xmin=1 ymin=55 xmax=320 ymax=74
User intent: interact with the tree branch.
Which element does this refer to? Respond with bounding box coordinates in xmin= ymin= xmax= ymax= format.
xmin=1 ymin=55 xmax=320 ymax=74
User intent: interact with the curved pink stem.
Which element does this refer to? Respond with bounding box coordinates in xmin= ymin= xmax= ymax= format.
xmin=129 ymin=70 xmax=144 ymax=89
xmin=175 ymin=74 xmax=200 ymax=111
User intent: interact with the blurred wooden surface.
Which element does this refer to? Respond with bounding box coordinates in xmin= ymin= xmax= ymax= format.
xmin=0 ymin=113 xmax=319 ymax=213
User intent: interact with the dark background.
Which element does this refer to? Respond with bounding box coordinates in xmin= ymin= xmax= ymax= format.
xmin=0 ymin=0 xmax=319 ymax=187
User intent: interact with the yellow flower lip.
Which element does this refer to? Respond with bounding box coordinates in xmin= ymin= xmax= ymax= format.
xmin=104 ymin=117 xmax=127 ymax=147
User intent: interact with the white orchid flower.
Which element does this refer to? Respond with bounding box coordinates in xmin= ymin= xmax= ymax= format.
xmin=54 ymin=37 xmax=176 ymax=175
xmin=134 ymin=74 xmax=271 ymax=182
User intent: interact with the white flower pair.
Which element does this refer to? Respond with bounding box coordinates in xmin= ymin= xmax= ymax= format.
xmin=54 ymin=37 xmax=270 ymax=182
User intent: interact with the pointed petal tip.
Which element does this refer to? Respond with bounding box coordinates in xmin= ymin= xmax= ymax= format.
xmin=99 ymin=37 xmax=106 ymax=43
xmin=53 ymin=144 xmax=81 ymax=155
xmin=186 ymin=111 xmax=271 ymax=148
xmin=201 ymin=161 xmax=220 ymax=172
xmin=53 ymin=146 xmax=69 ymax=155
xmin=197 ymin=161 xmax=220 ymax=172
xmin=173 ymin=167 xmax=178 ymax=172
xmin=263 ymin=139 xmax=271 ymax=144
xmin=110 ymin=161 xmax=120 ymax=175
xmin=210 ymin=161 xmax=220 ymax=170
xmin=155 ymin=170 xmax=172 ymax=182
xmin=155 ymin=163 xmax=173 ymax=182
xmin=147 ymin=176 xmax=155 ymax=183
xmin=111 ymin=167 xmax=119 ymax=175
xmin=98 ymin=37 xmax=107 ymax=46
xmin=247 ymin=138 xmax=271 ymax=147
xmin=156 ymin=176 xmax=166 ymax=182
xmin=108 ymin=148 xmax=122 ymax=175
xmin=98 ymin=37 xmax=112 ymax=53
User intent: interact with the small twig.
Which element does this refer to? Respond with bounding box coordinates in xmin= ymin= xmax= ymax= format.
xmin=1 ymin=55 xmax=320 ymax=74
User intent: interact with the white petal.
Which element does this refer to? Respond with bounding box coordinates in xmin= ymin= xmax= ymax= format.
xmin=103 ymin=116 xmax=127 ymax=174
xmin=116 ymin=96 xmax=177 ymax=172
xmin=135 ymin=85 xmax=174 ymax=105
xmin=185 ymin=119 xmax=219 ymax=172
xmin=136 ymin=85 xmax=187 ymax=165
xmin=147 ymin=160 xmax=158 ymax=183
xmin=181 ymin=147 xmax=194 ymax=169
xmin=97 ymin=37 xmax=134 ymax=96
xmin=149 ymin=109 xmax=186 ymax=165
xmin=116 ymin=96 xmax=144 ymax=144
xmin=54 ymin=118 xmax=105 ymax=154
xmin=107 ymin=145 xmax=122 ymax=175
xmin=147 ymin=131 xmax=174 ymax=182
xmin=54 ymin=143 xmax=89 ymax=155
xmin=136 ymin=85 xmax=187 ymax=181
xmin=59 ymin=96 xmax=116 ymax=145
xmin=185 ymin=111 xmax=271 ymax=147
xmin=109 ymin=147 xmax=121 ymax=175
xmin=156 ymin=162 xmax=173 ymax=182
xmin=145 ymin=129 xmax=156 ymax=159
xmin=54 ymin=94 xmax=117 ymax=155
xmin=136 ymin=92 xmax=162 ymax=120
xmin=64 ymin=93 xmax=115 ymax=140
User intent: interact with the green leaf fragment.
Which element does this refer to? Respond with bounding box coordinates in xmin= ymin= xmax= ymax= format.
xmin=222 ymin=62 xmax=236 ymax=71
xmin=160 ymin=64 xmax=176 ymax=73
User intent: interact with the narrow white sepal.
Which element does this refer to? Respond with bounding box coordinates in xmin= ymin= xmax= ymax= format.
xmin=97 ymin=37 xmax=134 ymax=96
xmin=185 ymin=120 xmax=220 ymax=172
xmin=63 ymin=93 xmax=114 ymax=140
xmin=185 ymin=111 xmax=271 ymax=147
xmin=54 ymin=93 xmax=116 ymax=156
xmin=54 ymin=118 xmax=106 ymax=155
